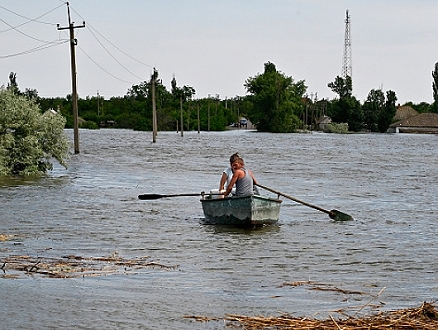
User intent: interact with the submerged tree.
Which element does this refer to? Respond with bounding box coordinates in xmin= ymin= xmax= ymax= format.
xmin=361 ymin=88 xmax=397 ymax=132
xmin=327 ymin=75 xmax=363 ymax=131
xmin=0 ymin=87 xmax=70 ymax=176
xmin=378 ymin=90 xmax=397 ymax=133
xmin=245 ymin=62 xmax=306 ymax=132
xmin=432 ymin=62 xmax=438 ymax=113
xmin=363 ymin=89 xmax=385 ymax=132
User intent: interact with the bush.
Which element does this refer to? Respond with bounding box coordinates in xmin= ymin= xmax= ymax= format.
xmin=80 ymin=120 xmax=99 ymax=129
xmin=323 ymin=122 xmax=349 ymax=134
xmin=0 ymin=87 xmax=70 ymax=176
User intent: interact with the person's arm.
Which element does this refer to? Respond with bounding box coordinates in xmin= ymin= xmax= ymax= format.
xmin=219 ymin=172 xmax=228 ymax=191
xmin=249 ymin=170 xmax=258 ymax=185
xmin=224 ymin=170 xmax=242 ymax=196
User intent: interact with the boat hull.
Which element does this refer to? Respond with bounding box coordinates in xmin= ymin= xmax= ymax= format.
xmin=200 ymin=195 xmax=282 ymax=226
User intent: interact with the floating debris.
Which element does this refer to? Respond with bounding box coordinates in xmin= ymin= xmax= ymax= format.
xmin=183 ymin=315 xmax=221 ymax=322
xmin=0 ymin=254 xmax=178 ymax=278
xmin=185 ymin=302 xmax=438 ymax=329
xmin=280 ymin=280 xmax=365 ymax=294
xmin=0 ymin=234 xmax=14 ymax=241
xmin=228 ymin=301 xmax=438 ymax=329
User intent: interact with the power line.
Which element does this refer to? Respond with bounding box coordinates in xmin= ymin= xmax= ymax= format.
xmin=0 ymin=4 xmax=64 ymax=32
xmin=77 ymin=45 xmax=136 ymax=85
xmin=69 ymin=6 xmax=154 ymax=69
xmin=57 ymin=22 xmax=148 ymax=84
xmin=0 ymin=17 xmax=57 ymax=44
xmin=86 ymin=22 xmax=154 ymax=69
xmin=0 ymin=3 xmax=72 ymax=59
xmin=2 ymin=2 xmax=153 ymax=79
xmin=0 ymin=39 xmax=69 ymax=59
xmin=85 ymin=25 xmax=145 ymax=81
xmin=1 ymin=2 xmax=155 ymax=88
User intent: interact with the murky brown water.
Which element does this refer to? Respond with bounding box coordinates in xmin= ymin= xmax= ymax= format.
xmin=1 ymin=129 xmax=437 ymax=329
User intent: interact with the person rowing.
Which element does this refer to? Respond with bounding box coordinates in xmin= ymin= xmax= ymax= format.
xmin=223 ymin=156 xmax=258 ymax=197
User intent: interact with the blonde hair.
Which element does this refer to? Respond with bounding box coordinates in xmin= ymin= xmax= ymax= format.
xmin=233 ymin=156 xmax=245 ymax=165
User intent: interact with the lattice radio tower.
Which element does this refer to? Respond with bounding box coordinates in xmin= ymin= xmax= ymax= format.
xmin=342 ymin=9 xmax=352 ymax=79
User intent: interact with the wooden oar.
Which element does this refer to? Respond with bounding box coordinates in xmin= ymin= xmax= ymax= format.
xmin=138 ymin=192 xmax=222 ymax=200
xmin=255 ymin=183 xmax=353 ymax=221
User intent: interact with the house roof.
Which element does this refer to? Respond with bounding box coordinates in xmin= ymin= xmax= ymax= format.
xmin=393 ymin=105 xmax=419 ymax=121
xmin=316 ymin=115 xmax=332 ymax=124
xmin=390 ymin=113 xmax=438 ymax=128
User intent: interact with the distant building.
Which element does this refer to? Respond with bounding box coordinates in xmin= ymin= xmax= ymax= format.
xmin=388 ymin=112 xmax=438 ymax=134
xmin=44 ymin=108 xmax=58 ymax=116
xmin=316 ymin=115 xmax=332 ymax=130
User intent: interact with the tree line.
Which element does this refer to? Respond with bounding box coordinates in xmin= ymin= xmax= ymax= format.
xmin=5 ymin=61 xmax=438 ymax=134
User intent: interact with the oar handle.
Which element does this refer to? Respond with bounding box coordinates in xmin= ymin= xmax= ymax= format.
xmin=255 ymin=183 xmax=332 ymax=215
xmin=138 ymin=192 xmax=224 ymax=200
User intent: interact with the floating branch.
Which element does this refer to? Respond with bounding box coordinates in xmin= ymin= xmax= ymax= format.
xmin=280 ymin=280 xmax=365 ymax=295
xmin=0 ymin=254 xmax=178 ymax=278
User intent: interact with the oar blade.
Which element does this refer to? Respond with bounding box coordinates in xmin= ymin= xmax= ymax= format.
xmin=329 ymin=209 xmax=354 ymax=221
xmin=138 ymin=194 xmax=163 ymax=200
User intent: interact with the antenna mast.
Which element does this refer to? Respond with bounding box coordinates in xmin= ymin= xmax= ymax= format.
xmin=342 ymin=9 xmax=352 ymax=80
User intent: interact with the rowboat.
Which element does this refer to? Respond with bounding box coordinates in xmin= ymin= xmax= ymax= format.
xmin=200 ymin=194 xmax=282 ymax=227
xmin=139 ymin=184 xmax=352 ymax=223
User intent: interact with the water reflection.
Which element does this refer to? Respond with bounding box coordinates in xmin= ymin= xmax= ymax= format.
xmin=203 ymin=223 xmax=281 ymax=235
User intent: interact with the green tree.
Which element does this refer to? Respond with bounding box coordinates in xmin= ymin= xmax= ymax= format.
xmin=23 ymin=88 xmax=38 ymax=100
xmin=7 ymin=72 xmax=19 ymax=94
xmin=363 ymin=89 xmax=385 ymax=132
xmin=170 ymin=77 xmax=196 ymax=132
xmin=245 ymin=62 xmax=306 ymax=132
xmin=328 ymin=97 xmax=363 ymax=131
xmin=327 ymin=75 xmax=352 ymax=99
xmin=125 ymin=80 xmax=154 ymax=130
xmin=408 ymin=101 xmax=432 ymax=114
xmin=378 ymin=90 xmax=397 ymax=133
xmin=0 ymin=87 xmax=70 ymax=176
xmin=327 ymin=75 xmax=363 ymax=131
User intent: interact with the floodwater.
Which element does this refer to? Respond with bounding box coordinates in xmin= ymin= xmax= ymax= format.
xmin=1 ymin=128 xmax=437 ymax=329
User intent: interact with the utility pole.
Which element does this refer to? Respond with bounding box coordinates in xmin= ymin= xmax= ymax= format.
xmin=342 ymin=9 xmax=352 ymax=80
xmin=180 ymin=93 xmax=183 ymax=137
xmin=207 ymin=94 xmax=210 ymax=131
xmin=57 ymin=2 xmax=85 ymax=154
xmin=151 ymin=68 xmax=157 ymax=143
xmin=197 ymin=103 xmax=200 ymax=134
xmin=97 ymin=90 xmax=100 ymax=118
xmin=187 ymin=102 xmax=190 ymax=132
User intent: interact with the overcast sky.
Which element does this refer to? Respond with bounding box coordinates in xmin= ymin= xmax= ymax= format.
xmin=1 ymin=0 xmax=437 ymax=105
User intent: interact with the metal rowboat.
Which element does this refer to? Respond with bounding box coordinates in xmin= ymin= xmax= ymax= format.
xmin=200 ymin=194 xmax=282 ymax=226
